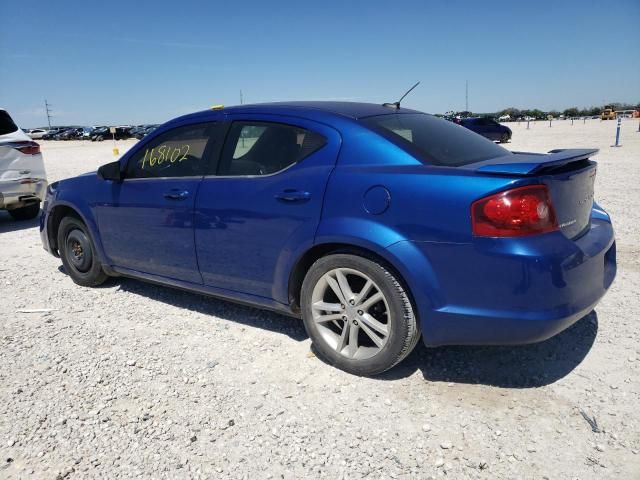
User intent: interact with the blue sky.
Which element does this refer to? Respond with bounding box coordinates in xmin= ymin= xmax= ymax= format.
xmin=1 ymin=0 xmax=638 ymax=127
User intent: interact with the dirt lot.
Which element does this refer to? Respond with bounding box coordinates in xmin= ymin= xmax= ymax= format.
xmin=1 ymin=118 xmax=639 ymax=479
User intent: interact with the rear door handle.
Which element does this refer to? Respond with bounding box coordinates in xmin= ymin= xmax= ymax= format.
xmin=275 ymin=189 xmax=311 ymax=203
xmin=163 ymin=189 xmax=190 ymax=200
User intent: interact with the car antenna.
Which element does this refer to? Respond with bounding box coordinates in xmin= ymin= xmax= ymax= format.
xmin=383 ymin=81 xmax=420 ymax=110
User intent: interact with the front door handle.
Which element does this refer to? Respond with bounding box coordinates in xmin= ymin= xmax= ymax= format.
xmin=275 ymin=189 xmax=311 ymax=203
xmin=163 ymin=189 xmax=190 ymax=200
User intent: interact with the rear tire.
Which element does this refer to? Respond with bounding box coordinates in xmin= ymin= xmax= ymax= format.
xmin=8 ymin=203 xmax=40 ymax=220
xmin=57 ymin=216 xmax=108 ymax=287
xmin=301 ymin=254 xmax=420 ymax=376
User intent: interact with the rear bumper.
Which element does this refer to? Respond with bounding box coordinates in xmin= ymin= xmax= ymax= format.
xmin=388 ymin=217 xmax=616 ymax=346
xmin=0 ymin=179 xmax=47 ymax=210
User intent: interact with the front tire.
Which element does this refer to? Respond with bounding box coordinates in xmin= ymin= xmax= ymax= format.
xmin=500 ymin=133 xmax=510 ymax=143
xmin=8 ymin=203 xmax=40 ymax=220
xmin=301 ymin=254 xmax=420 ymax=376
xmin=57 ymin=216 xmax=108 ymax=287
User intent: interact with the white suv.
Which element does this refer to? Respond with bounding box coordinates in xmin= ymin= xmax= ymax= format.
xmin=27 ymin=128 xmax=49 ymax=140
xmin=0 ymin=108 xmax=47 ymax=220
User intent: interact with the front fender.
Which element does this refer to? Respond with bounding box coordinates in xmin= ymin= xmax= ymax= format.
xmin=46 ymin=196 xmax=108 ymax=266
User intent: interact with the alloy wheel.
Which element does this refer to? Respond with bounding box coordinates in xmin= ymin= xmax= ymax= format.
xmin=311 ymin=268 xmax=390 ymax=360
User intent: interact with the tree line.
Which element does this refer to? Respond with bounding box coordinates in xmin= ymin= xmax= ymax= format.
xmin=496 ymin=102 xmax=639 ymax=119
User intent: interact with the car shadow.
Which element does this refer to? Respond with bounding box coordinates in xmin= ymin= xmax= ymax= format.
xmin=112 ymin=276 xmax=309 ymax=342
xmin=57 ymin=263 xmax=599 ymax=385
xmin=379 ymin=310 xmax=599 ymax=388
xmin=0 ymin=211 xmax=40 ymax=234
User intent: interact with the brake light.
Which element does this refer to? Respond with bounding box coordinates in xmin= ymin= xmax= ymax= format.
xmin=10 ymin=141 xmax=41 ymax=155
xmin=471 ymin=185 xmax=558 ymax=237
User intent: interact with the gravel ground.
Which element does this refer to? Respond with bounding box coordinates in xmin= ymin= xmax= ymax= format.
xmin=1 ymin=118 xmax=639 ymax=479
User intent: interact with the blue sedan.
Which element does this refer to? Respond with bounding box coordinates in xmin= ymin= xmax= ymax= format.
xmin=40 ymin=102 xmax=616 ymax=376
xmin=458 ymin=117 xmax=512 ymax=143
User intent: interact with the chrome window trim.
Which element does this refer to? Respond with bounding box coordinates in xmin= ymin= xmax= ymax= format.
xmin=121 ymin=175 xmax=205 ymax=182
xmin=204 ymin=159 xmax=302 ymax=179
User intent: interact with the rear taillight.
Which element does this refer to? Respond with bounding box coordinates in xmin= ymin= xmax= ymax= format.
xmin=10 ymin=141 xmax=41 ymax=155
xmin=471 ymin=185 xmax=558 ymax=237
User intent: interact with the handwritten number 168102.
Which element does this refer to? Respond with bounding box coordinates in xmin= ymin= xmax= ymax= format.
xmin=140 ymin=144 xmax=191 ymax=169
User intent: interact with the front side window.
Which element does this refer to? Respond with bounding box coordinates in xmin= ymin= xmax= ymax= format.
xmin=126 ymin=123 xmax=216 ymax=179
xmin=362 ymin=113 xmax=510 ymax=167
xmin=218 ymin=121 xmax=326 ymax=176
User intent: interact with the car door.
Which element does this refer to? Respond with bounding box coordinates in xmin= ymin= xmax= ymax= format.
xmin=194 ymin=115 xmax=341 ymax=301
xmin=94 ymin=121 xmax=220 ymax=283
xmin=485 ymin=119 xmax=501 ymax=141
xmin=468 ymin=118 xmax=487 ymax=138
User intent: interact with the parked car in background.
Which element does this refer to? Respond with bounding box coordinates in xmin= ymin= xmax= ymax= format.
xmin=0 ymin=108 xmax=47 ymax=220
xmin=79 ymin=127 xmax=94 ymax=140
xmin=40 ymin=101 xmax=615 ymax=376
xmin=91 ymin=126 xmax=131 ymax=141
xmin=57 ymin=128 xmax=83 ymax=140
xmin=128 ymin=126 xmax=143 ymax=137
xmin=42 ymin=127 xmax=68 ymax=140
xmin=27 ymin=128 xmax=49 ymax=140
xmin=128 ymin=125 xmax=147 ymax=136
xmin=134 ymin=125 xmax=159 ymax=139
xmin=458 ymin=117 xmax=512 ymax=143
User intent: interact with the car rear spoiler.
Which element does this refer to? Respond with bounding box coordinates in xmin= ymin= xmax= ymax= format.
xmin=470 ymin=148 xmax=599 ymax=176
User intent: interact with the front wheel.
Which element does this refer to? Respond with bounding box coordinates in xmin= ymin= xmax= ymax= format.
xmin=500 ymin=133 xmax=510 ymax=143
xmin=57 ymin=216 xmax=108 ymax=287
xmin=8 ymin=203 xmax=40 ymax=220
xmin=301 ymin=254 xmax=420 ymax=376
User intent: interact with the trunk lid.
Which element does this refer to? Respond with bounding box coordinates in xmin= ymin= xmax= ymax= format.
xmin=469 ymin=149 xmax=598 ymax=239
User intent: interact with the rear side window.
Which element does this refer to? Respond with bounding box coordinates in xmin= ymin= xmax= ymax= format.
xmin=126 ymin=123 xmax=216 ymax=179
xmin=218 ymin=121 xmax=326 ymax=176
xmin=362 ymin=113 xmax=510 ymax=167
xmin=0 ymin=110 xmax=19 ymax=135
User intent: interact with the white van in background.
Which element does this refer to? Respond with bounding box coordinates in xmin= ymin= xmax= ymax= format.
xmin=0 ymin=108 xmax=47 ymax=220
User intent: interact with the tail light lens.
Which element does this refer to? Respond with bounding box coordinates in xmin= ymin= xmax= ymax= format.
xmin=8 ymin=141 xmax=41 ymax=155
xmin=472 ymin=185 xmax=558 ymax=237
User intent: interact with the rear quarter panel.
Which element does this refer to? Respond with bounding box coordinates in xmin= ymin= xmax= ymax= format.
xmin=316 ymin=123 xmax=531 ymax=321
xmin=318 ymin=123 xmax=523 ymax=245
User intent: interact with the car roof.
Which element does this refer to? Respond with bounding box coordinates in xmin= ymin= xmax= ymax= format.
xmin=226 ymin=102 xmax=421 ymax=119
xmin=174 ymin=101 xmax=423 ymax=125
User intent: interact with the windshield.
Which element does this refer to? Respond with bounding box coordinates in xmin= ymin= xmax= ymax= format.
xmin=361 ymin=113 xmax=510 ymax=166
xmin=0 ymin=110 xmax=19 ymax=135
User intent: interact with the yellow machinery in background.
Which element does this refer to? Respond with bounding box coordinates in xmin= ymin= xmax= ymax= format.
xmin=601 ymin=106 xmax=616 ymax=120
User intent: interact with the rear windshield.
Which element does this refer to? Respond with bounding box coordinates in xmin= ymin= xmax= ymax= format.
xmin=0 ymin=110 xmax=19 ymax=135
xmin=361 ymin=113 xmax=510 ymax=166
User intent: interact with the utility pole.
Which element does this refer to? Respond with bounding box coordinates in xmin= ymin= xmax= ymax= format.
xmin=465 ymin=80 xmax=469 ymax=112
xmin=44 ymin=99 xmax=53 ymax=129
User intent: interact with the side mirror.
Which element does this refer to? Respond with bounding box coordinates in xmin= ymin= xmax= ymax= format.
xmin=97 ymin=161 xmax=122 ymax=182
